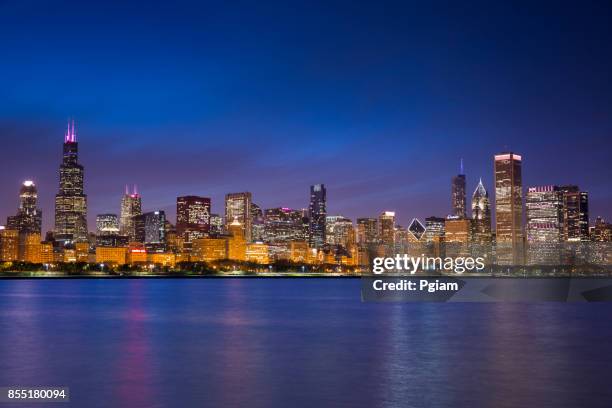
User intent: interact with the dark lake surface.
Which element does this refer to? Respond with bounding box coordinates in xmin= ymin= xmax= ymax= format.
xmin=0 ymin=278 xmax=611 ymax=408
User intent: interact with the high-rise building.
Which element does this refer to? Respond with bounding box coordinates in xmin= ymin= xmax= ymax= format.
xmin=308 ymin=184 xmax=327 ymax=248
xmin=264 ymin=208 xmax=306 ymax=243
xmin=526 ymin=186 xmax=563 ymax=265
xmin=209 ymin=214 xmax=224 ymax=236
xmin=54 ymin=120 xmax=88 ymax=244
xmin=225 ymin=192 xmax=252 ymax=242
xmin=356 ymin=218 xmax=378 ymax=246
xmin=0 ymin=227 xmax=19 ymax=261
xmin=325 ymin=215 xmax=354 ymax=248
xmin=445 ymin=217 xmax=472 ymax=257
xmin=471 ymin=178 xmax=492 ymax=245
xmin=251 ymin=203 xmax=264 ymax=242
xmin=176 ymin=196 xmax=211 ymax=242
xmin=494 ymin=152 xmax=524 ymax=264
xmin=379 ymin=211 xmax=395 ymax=252
xmin=119 ymin=185 xmax=142 ymax=241
xmin=559 ymin=185 xmax=589 ymax=242
xmin=96 ymin=214 xmax=120 ymax=236
xmin=592 ymin=217 xmax=612 ymax=242
xmin=134 ymin=211 xmax=166 ymax=246
xmin=7 ymin=180 xmax=43 ymax=235
xmin=451 ymin=159 xmax=467 ymax=218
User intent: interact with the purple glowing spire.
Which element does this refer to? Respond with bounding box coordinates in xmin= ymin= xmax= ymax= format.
xmin=64 ymin=118 xmax=77 ymax=143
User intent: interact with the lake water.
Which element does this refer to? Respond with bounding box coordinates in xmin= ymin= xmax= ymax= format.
xmin=0 ymin=278 xmax=611 ymax=408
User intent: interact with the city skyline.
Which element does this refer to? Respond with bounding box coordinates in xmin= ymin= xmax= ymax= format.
xmin=1 ymin=2 xmax=612 ymax=232
xmin=0 ymin=125 xmax=608 ymax=235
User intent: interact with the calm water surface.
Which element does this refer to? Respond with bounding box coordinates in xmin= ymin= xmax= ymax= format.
xmin=0 ymin=278 xmax=611 ymax=408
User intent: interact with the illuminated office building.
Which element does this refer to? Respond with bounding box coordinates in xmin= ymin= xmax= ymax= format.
xmin=0 ymin=228 xmax=19 ymax=261
xmin=264 ymin=207 xmax=306 ymax=243
xmin=494 ymin=152 xmax=524 ymax=264
xmin=308 ymin=184 xmax=326 ymax=248
xmin=356 ymin=218 xmax=378 ymax=246
xmin=225 ymin=192 xmax=252 ymax=242
xmin=592 ymin=217 xmax=612 ymax=242
xmin=451 ymin=159 xmax=467 ymax=218
xmin=378 ymin=211 xmax=395 ymax=248
xmin=526 ymin=185 xmax=563 ymax=265
xmin=54 ymin=120 xmax=88 ymax=244
xmin=134 ymin=211 xmax=166 ymax=245
xmin=251 ymin=203 xmax=265 ymax=242
xmin=119 ymin=185 xmax=142 ymax=241
xmin=6 ymin=180 xmax=42 ymax=234
xmin=559 ymin=185 xmax=589 ymax=241
xmin=471 ymin=178 xmax=492 ymax=245
xmin=445 ymin=217 xmax=472 ymax=257
xmin=176 ymin=196 xmax=211 ymax=242
xmin=209 ymin=214 xmax=224 ymax=236
xmin=96 ymin=214 xmax=120 ymax=236
xmin=325 ymin=215 xmax=354 ymax=248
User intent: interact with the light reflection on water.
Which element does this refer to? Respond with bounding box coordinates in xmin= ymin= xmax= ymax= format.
xmin=0 ymin=279 xmax=611 ymax=408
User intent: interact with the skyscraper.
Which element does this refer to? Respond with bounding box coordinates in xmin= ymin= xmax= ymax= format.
xmin=378 ymin=211 xmax=395 ymax=250
xmin=54 ymin=120 xmax=88 ymax=244
xmin=6 ymin=180 xmax=42 ymax=234
xmin=526 ymin=185 xmax=563 ymax=265
xmin=471 ymin=178 xmax=491 ymax=245
xmin=225 ymin=192 xmax=252 ymax=242
xmin=559 ymin=185 xmax=589 ymax=242
xmin=176 ymin=196 xmax=211 ymax=242
xmin=134 ymin=211 xmax=166 ymax=246
xmin=120 ymin=185 xmax=142 ymax=241
xmin=356 ymin=218 xmax=378 ymax=246
xmin=451 ymin=159 xmax=467 ymax=218
xmin=308 ymin=184 xmax=326 ymax=248
xmin=264 ymin=207 xmax=306 ymax=243
xmin=494 ymin=152 xmax=524 ymax=264
xmin=325 ymin=215 xmax=354 ymax=248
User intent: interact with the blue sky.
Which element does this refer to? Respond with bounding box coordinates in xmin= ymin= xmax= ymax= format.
xmin=1 ymin=0 xmax=611 ymax=231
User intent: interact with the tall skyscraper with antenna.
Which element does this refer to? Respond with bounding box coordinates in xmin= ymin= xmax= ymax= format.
xmin=54 ymin=120 xmax=88 ymax=244
xmin=451 ymin=158 xmax=467 ymax=218
xmin=120 ymin=185 xmax=142 ymax=241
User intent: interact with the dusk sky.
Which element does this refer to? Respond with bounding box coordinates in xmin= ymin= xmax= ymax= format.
xmin=1 ymin=0 xmax=611 ymax=232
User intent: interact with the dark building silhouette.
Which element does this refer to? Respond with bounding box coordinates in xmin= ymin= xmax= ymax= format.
xmin=308 ymin=184 xmax=326 ymax=248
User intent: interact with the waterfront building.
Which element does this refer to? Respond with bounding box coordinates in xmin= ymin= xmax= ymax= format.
xmin=209 ymin=213 xmax=224 ymax=236
xmin=192 ymin=237 xmax=228 ymax=262
xmin=176 ymin=196 xmax=211 ymax=242
xmin=119 ymin=185 xmax=142 ymax=241
xmin=308 ymin=184 xmax=327 ymax=249
xmin=54 ymin=121 xmax=88 ymax=244
xmin=227 ymin=218 xmax=247 ymax=261
xmin=451 ymin=159 xmax=467 ymax=218
xmin=0 ymin=228 xmax=19 ymax=261
xmin=95 ymin=246 xmax=127 ymax=266
xmin=289 ymin=241 xmax=309 ymax=263
xmin=40 ymin=242 xmax=54 ymax=264
xmin=225 ymin=192 xmax=253 ymax=242
xmin=246 ymin=243 xmax=269 ymax=264
xmin=494 ymin=152 xmax=524 ymax=264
